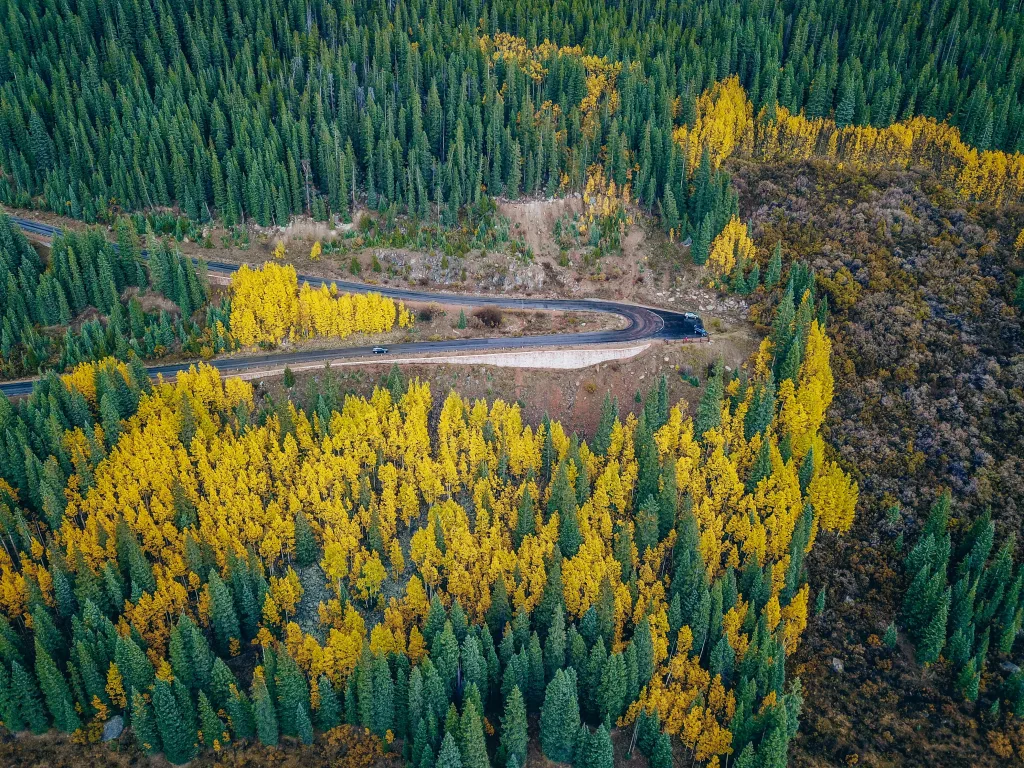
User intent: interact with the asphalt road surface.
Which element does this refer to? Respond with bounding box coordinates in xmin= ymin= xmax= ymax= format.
xmin=1 ymin=215 xmax=708 ymax=397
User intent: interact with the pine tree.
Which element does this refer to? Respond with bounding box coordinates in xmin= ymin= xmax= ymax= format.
xmin=514 ymin=486 xmax=535 ymax=545
xmin=883 ymin=622 xmax=898 ymax=649
xmin=99 ymin=391 xmax=121 ymax=449
xmin=115 ymin=635 xmax=155 ymax=696
xmin=661 ymin=187 xmax=681 ymax=235
xmin=253 ymin=675 xmax=279 ymax=746
xmin=1004 ymin=669 xmax=1024 ymax=717
xmin=462 ymin=634 xmax=488 ymax=704
xmin=296 ymin=701 xmax=314 ymax=745
xmin=592 ymin=394 xmax=617 ymax=457
xmin=657 ymin=459 xmax=678 ymax=540
xmin=497 ymin=686 xmax=527 ymax=768
xmin=437 ymin=731 xmax=463 ymax=768
xmin=152 ymin=679 xmax=197 ymax=764
xmin=486 ymin=577 xmax=511 ymax=638
xmin=207 ymin=570 xmax=241 ymax=655
xmin=433 ymin=622 xmax=460 ymax=698
xmin=690 ymin=214 xmax=712 ymax=266
xmin=371 ymin=654 xmax=394 ymax=738
xmin=356 ymin=649 xmax=374 ymax=728
xmin=635 ymin=495 xmax=660 ymax=559
xmin=315 ymin=674 xmax=340 ymax=732
xmin=198 ymin=690 xmax=229 ymax=749
xmin=540 ymin=668 xmax=580 ymax=763
xmin=393 ymin=660 xmax=409 ymax=741
xmin=632 ymin=618 xmax=655 ymax=688
xmin=527 ymin=632 xmax=545 ymax=709
xmin=598 ymin=652 xmax=627 ymax=724
xmin=550 ymin=462 xmax=581 ymax=557
xmin=595 ymin=576 xmax=616 ymax=649
xmin=956 ymin=657 xmax=980 ymax=701
xmin=222 ymin=684 xmax=256 ymax=741
xmin=650 ymin=732 xmax=674 ymax=768
xmin=695 ymin=359 xmax=725 ymax=439
xmin=450 ymin=602 xmax=469 ymax=645
xmin=581 ymin=724 xmax=614 ymax=768
xmin=770 ymin=243 xmax=782 ymax=288
xmin=614 ymin=522 xmax=635 ymax=582
xmin=916 ymin=588 xmax=951 ymax=665
xmin=169 ymin=614 xmax=214 ymax=693
xmin=12 ymin=659 xmax=48 ymax=733
xmin=34 ymin=640 xmax=80 ymax=733
xmin=0 ymin=664 xmax=23 ymax=732
xmin=276 ymin=650 xmax=310 ymax=737
xmin=544 ymin=603 xmax=567 ymax=680
xmin=131 ymin=688 xmax=162 ymax=755
xmin=459 ymin=698 xmax=488 ymax=768
xmin=424 ymin=594 xmax=449 ymax=648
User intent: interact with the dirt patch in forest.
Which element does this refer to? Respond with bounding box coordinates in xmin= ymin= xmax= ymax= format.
xmin=498 ymin=196 xmax=581 ymax=259
xmin=68 ymin=306 xmax=105 ymax=331
xmin=121 ymin=287 xmax=180 ymax=316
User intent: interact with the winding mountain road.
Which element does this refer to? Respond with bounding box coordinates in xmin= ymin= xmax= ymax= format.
xmin=1 ymin=215 xmax=708 ymax=397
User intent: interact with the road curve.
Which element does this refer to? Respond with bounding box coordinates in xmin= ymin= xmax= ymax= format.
xmin=1 ymin=215 xmax=707 ymax=397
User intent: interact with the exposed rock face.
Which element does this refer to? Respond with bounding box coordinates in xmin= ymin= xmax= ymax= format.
xmin=102 ymin=715 xmax=124 ymax=741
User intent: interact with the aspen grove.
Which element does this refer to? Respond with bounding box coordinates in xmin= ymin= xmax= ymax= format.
xmin=0 ymin=280 xmax=855 ymax=766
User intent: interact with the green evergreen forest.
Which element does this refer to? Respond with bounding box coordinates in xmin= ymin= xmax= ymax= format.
xmin=0 ymin=214 xmax=233 ymax=378
xmin=1 ymin=0 xmax=1023 ymax=227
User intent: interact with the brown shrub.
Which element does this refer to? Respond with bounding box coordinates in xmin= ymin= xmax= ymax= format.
xmin=473 ymin=307 xmax=503 ymax=328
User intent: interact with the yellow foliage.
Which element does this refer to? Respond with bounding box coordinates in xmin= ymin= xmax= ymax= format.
xmin=262 ymin=594 xmax=282 ymax=627
xmin=751 ymin=93 xmax=1024 ymax=205
xmin=580 ymin=165 xmax=633 ymax=242
xmin=707 ymin=217 xmax=756 ymax=278
xmin=809 ymin=460 xmax=859 ymax=534
xmin=781 ymin=584 xmax=810 ymax=654
xmin=106 ymin=664 xmax=126 ymax=708
xmin=270 ymin=568 xmax=304 ymax=617
xmin=355 ymin=552 xmax=387 ymax=603
xmin=673 ymin=76 xmax=1024 ymax=206
xmin=229 ymin=262 xmax=405 ymax=346
xmin=672 ymin=76 xmax=754 ymax=170
xmin=480 ymin=33 xmax=621 ymax=137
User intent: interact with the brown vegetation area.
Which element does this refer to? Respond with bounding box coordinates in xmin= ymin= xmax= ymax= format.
xmin=472 ymin=306 xmax=504 ymax=328
xmin=732 ymin=158 xmax=1024 ymax=767
xmin=0 ymin=724 xmax=400 ymax=768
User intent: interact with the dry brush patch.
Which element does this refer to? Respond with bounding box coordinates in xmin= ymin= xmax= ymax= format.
xmin=733 ymin=158 xmax=1024 ymax=768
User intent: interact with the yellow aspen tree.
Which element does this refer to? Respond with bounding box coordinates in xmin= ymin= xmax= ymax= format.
xmin=808 ymin=461 xmax=859 ymax=533
xmin=707 ymin=217 xmax=755 ymax=279
xmin=106 ymin=664 xmax=127 ymax=708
